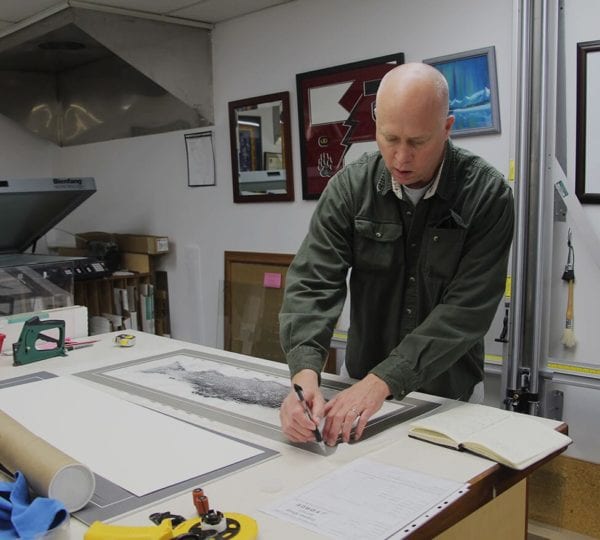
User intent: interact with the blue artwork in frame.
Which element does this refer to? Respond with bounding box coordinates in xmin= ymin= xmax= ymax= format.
xmin=424 ymin=46 xmax=500 ymax=137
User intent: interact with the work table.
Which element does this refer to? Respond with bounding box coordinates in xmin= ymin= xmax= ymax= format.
xmin=0 ymin=331 xmax=566 ymax=539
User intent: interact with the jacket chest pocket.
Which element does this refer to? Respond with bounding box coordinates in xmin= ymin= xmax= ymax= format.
xmin=353 ymin=219 xmax=404 ymax=271
xmin=423 ymin=227 xmax=466 ymax=281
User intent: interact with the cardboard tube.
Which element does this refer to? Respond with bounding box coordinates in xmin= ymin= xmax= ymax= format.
xmin=0 ymin=410 xmax=95 ymax=512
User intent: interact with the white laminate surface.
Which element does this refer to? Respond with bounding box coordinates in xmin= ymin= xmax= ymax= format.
xmin=0 ymin=331 xmax=546 ymax=539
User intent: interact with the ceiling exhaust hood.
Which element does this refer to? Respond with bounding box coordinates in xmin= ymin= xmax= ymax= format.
xmin=0 ymin=4 xmax=213 ymax=146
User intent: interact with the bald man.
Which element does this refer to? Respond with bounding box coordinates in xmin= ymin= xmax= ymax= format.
xmin=279 ymin=63 xmax=514 ymax=446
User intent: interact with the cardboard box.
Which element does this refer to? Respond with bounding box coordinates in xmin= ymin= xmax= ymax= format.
xmin=76 ymin=231 xmax=118 ymax=249
xmin=121 ymin=252 xmax=151 ymax=274
xmin=116 ymin=234 xmax=169 ymax=255
xmin=56 ymin=247 xmax=89 ymax=257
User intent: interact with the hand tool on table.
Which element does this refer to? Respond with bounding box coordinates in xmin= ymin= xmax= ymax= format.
xmin=114 ymin=333 xmax=136 ymax=347
xmin=293 ymin=383 xmax=323 ymax=442
xmin=65 ymin=337 xmax=99 ymax=351
xmin=12 ymin=316 xmax=66 ymax=365
xmin=84 ymin=487 xmax=258 ymax=540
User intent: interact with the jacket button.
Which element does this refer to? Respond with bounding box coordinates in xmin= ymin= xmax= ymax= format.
xmin=433 ymin=235 xmax=439 ymax=242
xmin=375 ymin=232 xmax=382 ymax=238
xmin=409 ymin=276 xmax=416 ymax=283
xmin=406 ymin=308 xmax=412 ymax=315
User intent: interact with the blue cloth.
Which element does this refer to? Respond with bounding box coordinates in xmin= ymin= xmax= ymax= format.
xmin=0 ymin=472 xmax=67 ymax=539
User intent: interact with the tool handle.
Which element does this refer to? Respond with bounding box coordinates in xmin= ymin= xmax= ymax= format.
xmin=566 ymin=280 xmax=574 ymax=323
xmin=84 ymin=520 xmax=172 ymax=540
xmin=38 ymin=317 xmax=65 ymax=327
xmin=25 ymin=316 xmax=65 ymax=329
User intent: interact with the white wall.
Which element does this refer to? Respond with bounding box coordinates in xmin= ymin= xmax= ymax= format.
xmin=545 ymin=0 xmax=600 ymax=463
xmin=213 ymin=0 xmax=512 ymax=180
xmin=0 ymin=114 xmax=56 ymax=177
xmin=547 ymin=0 xmax=600 ymax=367
xmin=46 ymin=0 xmax=514 ymax=347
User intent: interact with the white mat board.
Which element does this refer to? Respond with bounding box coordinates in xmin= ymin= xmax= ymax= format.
xmin=0 ymin=377 xmax=263 ymax=496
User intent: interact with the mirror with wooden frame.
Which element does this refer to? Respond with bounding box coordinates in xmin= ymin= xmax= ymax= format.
xmin=228 ymin=92 xmax=294 ymax=203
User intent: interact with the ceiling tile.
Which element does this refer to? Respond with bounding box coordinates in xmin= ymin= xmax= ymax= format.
xmin=0 ymin=0 xmax=298 ymax=27
xmin=0 ymin=0 xmax=59 ymax=23
xmin=78 ymin=0 xmax=199 ymax=16
xmin=172 ymin=0 xmax=295 ymax=23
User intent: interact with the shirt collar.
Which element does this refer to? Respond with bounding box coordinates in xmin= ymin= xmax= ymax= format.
xmin=390 ymin=150 xmax=446 ymax=201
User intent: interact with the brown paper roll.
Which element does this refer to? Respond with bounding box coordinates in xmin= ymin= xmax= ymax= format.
xmin=0 ymin=409 xmax=95 ymax=512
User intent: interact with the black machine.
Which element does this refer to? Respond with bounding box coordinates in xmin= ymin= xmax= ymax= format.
xmin=0 ymin=177 xmax=96 ymax=256
xmin=0 ymin=177 xmax=102 ymax=316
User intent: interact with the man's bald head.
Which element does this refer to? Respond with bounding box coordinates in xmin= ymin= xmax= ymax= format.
xmin=376 ymin=63 xmax=450 ymax=126
xmin=374 ymin=62 xmax=454 ymax=188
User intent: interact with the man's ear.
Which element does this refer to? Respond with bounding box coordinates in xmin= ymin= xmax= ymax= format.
xmin=444 ymin=115 xmax=455 ymax=136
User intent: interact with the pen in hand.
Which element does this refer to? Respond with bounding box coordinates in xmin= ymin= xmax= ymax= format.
xmin=293 ymin=383 xmax=323 ymax=443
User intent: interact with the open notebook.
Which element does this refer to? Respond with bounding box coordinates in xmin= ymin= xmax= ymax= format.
xmin=408 ymin=403 xmax=572 ymax=470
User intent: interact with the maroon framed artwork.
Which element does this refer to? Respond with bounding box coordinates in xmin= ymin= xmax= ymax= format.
xmin=296 ymin=53 xmax=404 ymax=199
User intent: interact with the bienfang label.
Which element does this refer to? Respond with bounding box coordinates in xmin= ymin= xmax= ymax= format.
xmin=53 ymin=178 xmax=83 ymax=185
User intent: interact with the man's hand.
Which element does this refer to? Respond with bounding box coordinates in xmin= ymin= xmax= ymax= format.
xmin=280 ymin=369 xmax=325 ymax=443
xmin=322 ymin=374 xmax=390 ymax=446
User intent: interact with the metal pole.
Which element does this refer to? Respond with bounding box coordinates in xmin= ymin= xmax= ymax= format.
xmin=505 ymin=0 xmax=553 ymax=416
xmin=505 ymin=0 xmax=532 ymax=407
xmin=528 ymin=0 xmax=551 ymax=415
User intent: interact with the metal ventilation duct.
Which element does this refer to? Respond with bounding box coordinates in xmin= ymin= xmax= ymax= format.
xmin=0 ymin=5 xmax=213 ymax=146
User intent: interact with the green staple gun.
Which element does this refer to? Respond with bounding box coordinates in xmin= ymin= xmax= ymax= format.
xmin=12 ymin=316 xmax=67 ymax=366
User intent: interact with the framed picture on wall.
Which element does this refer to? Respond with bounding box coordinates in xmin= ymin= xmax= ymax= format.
xmin=296 ymin=52 xmax=404 ymax=200
xmin=576 ymin=40 xmax=600 ymax=203
xmin=185 ymin=131 xmax=216 ymax=187
xmin=424 ymin=46 xmax=501 ymax=137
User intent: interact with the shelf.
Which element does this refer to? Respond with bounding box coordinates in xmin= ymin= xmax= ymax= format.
xmin=74 ymin=271 xmax=170 ymax=336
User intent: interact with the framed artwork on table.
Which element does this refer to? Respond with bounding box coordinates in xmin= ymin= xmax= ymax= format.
xmin=424 ymin=46 xmax=501 ymax=137
xmin=77 ymin=349 xmax=439 ymax=456
xmin=296 ymin=53 xmax=404 ymax=199
xmin=576 ymin=40 xmax=600 ymax=203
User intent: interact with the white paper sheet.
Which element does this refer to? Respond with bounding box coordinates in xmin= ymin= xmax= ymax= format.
xmin=185 ymin=131 xmax=215 ymax=186
xmin=0 ymin=377 xmax=263 ymax=496
xmin=262 ymin=458 xmax=468 ymax=540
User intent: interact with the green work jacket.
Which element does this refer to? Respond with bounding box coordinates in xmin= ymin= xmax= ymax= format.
xmin=279 ymin=140 xmax=514 ymax=401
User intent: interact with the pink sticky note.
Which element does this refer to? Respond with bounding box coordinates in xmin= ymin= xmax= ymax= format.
xmin=263 ymin=272 xmax=282 ymax=289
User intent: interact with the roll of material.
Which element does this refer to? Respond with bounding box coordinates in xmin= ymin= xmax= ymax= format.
xmin=0 ymin=410 xmax=95 ymax=512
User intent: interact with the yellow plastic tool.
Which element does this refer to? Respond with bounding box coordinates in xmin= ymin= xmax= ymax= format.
xmin=114 ymin=333 xmax=136 ymax=347
xmin=84 ymin=519 xmax=172 ymax=540
xmin=83 ymin=513 xmax=258 ymax=540
xmin=172 ymin=513 xmax=258 ymax=539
